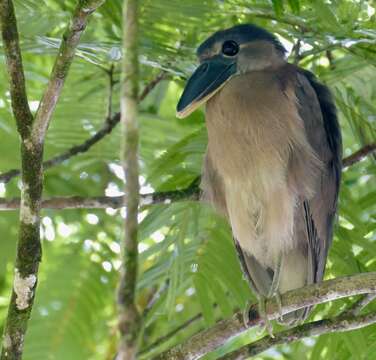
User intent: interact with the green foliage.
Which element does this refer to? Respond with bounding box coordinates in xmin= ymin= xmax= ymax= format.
xmin=0 ymin=0 xmax=375 ymax=359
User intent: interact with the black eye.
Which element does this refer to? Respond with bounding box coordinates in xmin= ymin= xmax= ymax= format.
xmin=222 ymin=40 xmax=239 ymax=56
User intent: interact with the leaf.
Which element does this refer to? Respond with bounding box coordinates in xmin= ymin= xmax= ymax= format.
xmin=287 ymin=0 xmax=300 ymax=14
xmin=272 ymin=0 xmax=284 ymax=17
xmin=194 ymin=273 xmax=216 ymax=326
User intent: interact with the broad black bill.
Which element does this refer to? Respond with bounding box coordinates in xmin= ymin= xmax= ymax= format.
xmin=176 ymin=56 xmax=236 ymax=118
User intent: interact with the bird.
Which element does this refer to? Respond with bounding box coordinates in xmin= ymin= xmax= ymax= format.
xmin=176 ymin=24 xmax=342 ymax=328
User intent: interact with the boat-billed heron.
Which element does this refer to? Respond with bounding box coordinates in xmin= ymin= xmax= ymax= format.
xmin=177 ymin=24 xmax=342 ymax=326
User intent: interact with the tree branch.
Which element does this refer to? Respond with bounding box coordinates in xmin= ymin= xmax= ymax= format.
xmin=0 ymin=2 xmax=39 ymax=358
xmin=348 ymin=293 xmax=376 ymax=316
xmin=154 ymin=272 xmax=376 ymax=360
xmin=140 ymin=312 xmax=204 ymax=357
xmin=0 ymin=0 xmax=33 ymax=139
xmin=0 ymin=1 xmax=105 ymax=359
xmin=138 ymin=71 xmax=166 ymax=102
xmin=242 ymin=8 xmax=310 ymax=32
xmin=116 ymin=1 xmax=141 ymax=359
xmin=0 ymin=177 xmax=200 ymax=210
xmin=220 ymin=311 xmax=376 ymax=360
xmin=342 ymin=144 xmax=376 ymax=169
xmin=0 ymin=71 xmax=166 ymax=185
xmin=31 ymin=0 xmax=106 ymax=146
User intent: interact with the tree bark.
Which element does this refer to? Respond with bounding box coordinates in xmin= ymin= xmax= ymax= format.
xmin=116 ymin=1 xmax=141 ymax=359
xmin=0 ymin=1 xmax=105 ymax=359
xmin=155 ymin=272 xmax=376 ymax=360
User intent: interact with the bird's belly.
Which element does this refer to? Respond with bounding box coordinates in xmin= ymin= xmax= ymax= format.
xmin=223 ymin=172 xmax=297 ymax=269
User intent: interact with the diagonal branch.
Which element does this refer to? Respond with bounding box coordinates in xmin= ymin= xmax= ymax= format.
xmin=0 ymin=71 xmax=166 ymax=185
xmin=31 ymin=0 xmax=106 ymax=146
xmin=0 ymin=0 xmax=33 ymax=138
xmin=154 ymin=272 xmax=376 ymax=360
xmin=220 ymin=311 xmax=376 ymax=360
xmin=342 ymin=143 xmax=376 ymax=169
xmin=0 ymin=112 xmax=120 ymax=185
xmin=348 ymin=293 xmax=376 ymax=316
xmin=140 ymin=312 xmax=204 ymax=357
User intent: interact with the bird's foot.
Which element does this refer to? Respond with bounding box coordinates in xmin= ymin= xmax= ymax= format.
xmin=270 ymin=290 xmax=284 ymax=322
xmin=242 ymin=300 xmax=252 ymax=328
xmin=256 ymin=296 xmax=274 ymax=338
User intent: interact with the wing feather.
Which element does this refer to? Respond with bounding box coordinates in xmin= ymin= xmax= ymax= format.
xmin=295 ymin=69 xmax=342 ymax=282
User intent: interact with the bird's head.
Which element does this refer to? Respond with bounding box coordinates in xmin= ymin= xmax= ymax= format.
xmin=176 ymin=24 xmax=286 ymax=118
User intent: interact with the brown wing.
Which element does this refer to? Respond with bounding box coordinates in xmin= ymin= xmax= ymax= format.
xmin=295 ymin=69 xmax=342 ymax=282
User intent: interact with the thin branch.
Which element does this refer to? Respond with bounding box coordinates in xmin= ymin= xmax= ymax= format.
xmin=116 ymin=0 xmax=141 ymax=359
xmin=106 ymin=64 xmax=116 ymax=118
xmin=348 ymin=293 xmax=376 ymax=316
xmin=0 ymin=71 xmax=166 ymax=184
xmin=139 ymin=285 xmax=217 ymax=358
xmin=241 ymin=8 xmax=310 ymax=32
xmin=0 ymin=177 xmax=200 ymax=210
xmin=298 ymin=43 xmax=343 ymax=62
xmin=220 ymin=311 xmax=376 ymax=360
xmin=154 ymin=272 xmax=376 ymax=360
xmin=291 ymin=38 xmax=301 ymax=65
xmin=0 ymin=115 xmax=121 ymax=181
xmin=142 ymin=280 xmax=170 ymax=321
xmin=0 ymin=0 xmax=33 ymax=139
xmin=140 ymin=313 xmax=204 ymax=357
xmin=342 ymin=144 xmax=376 ymax=168
xmin=31 ymin=0 xmax=106 ymax=146
xmin=138 ymin=71 xmax=166 ymax=102
xmin=326 ymin=50 xmax=335 ymax=70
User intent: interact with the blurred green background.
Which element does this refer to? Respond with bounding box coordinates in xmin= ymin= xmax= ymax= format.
xmin=0 ymin=0 xmax=375 ymax=359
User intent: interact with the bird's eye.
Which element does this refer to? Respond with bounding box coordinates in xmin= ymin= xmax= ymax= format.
xmin=222 ymin=40 xmax=239 ymax=56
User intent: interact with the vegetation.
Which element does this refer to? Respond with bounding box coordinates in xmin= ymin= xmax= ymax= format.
xmin=0 ymin=0 xmax=375 ymax=359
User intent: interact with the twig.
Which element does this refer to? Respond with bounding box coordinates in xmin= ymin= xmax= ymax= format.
xmin=106 ymin=64 xmax=116 ymax=118
xmin=0 ymin=113 xmax=118 ymax=183
xmin=139 ymin=71 xmax=166 ymax=102
xmin=291 ymin=38 xmax=301 ymax=65
xmin=220 ymin=311 xmax=376 ymax=360
xmin=241 ymin=8 xmax=310 ymax=32
xmin=142 ymin=280 xmax=170 ymax=321
xmin=342 ymin=144 xmax=376 ymax=168
xmin=298 ymin=43 xmax=342 ymax=61
xmin=140 ymin=313 xmax=204 ymax=357
xmin=0 ymin=0 xmax=33 ymax=139
xmin=0 ymin=71 xmax=167 ymax=185
xmin=326 ymin=50 xmax=335 ymax=70
xmin=0 ymin=177 xmax=200 ymax=210
xmin=0 ymin=1 xmax=105 ymax=359
xmin=116 ymin=1 xmax=141 ymax=359
xmin=154 ymin=272 xmax=376 ymax=360
xmin=348 ymin=293 xmax=376 ymax=316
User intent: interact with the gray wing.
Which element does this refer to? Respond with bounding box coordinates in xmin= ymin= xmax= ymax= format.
xmin=295 ymin=69 xmax=342 ymax=282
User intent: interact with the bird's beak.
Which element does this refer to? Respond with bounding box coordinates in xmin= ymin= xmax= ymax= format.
xmin=176 ymin=57 xmax=236 ymax=118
